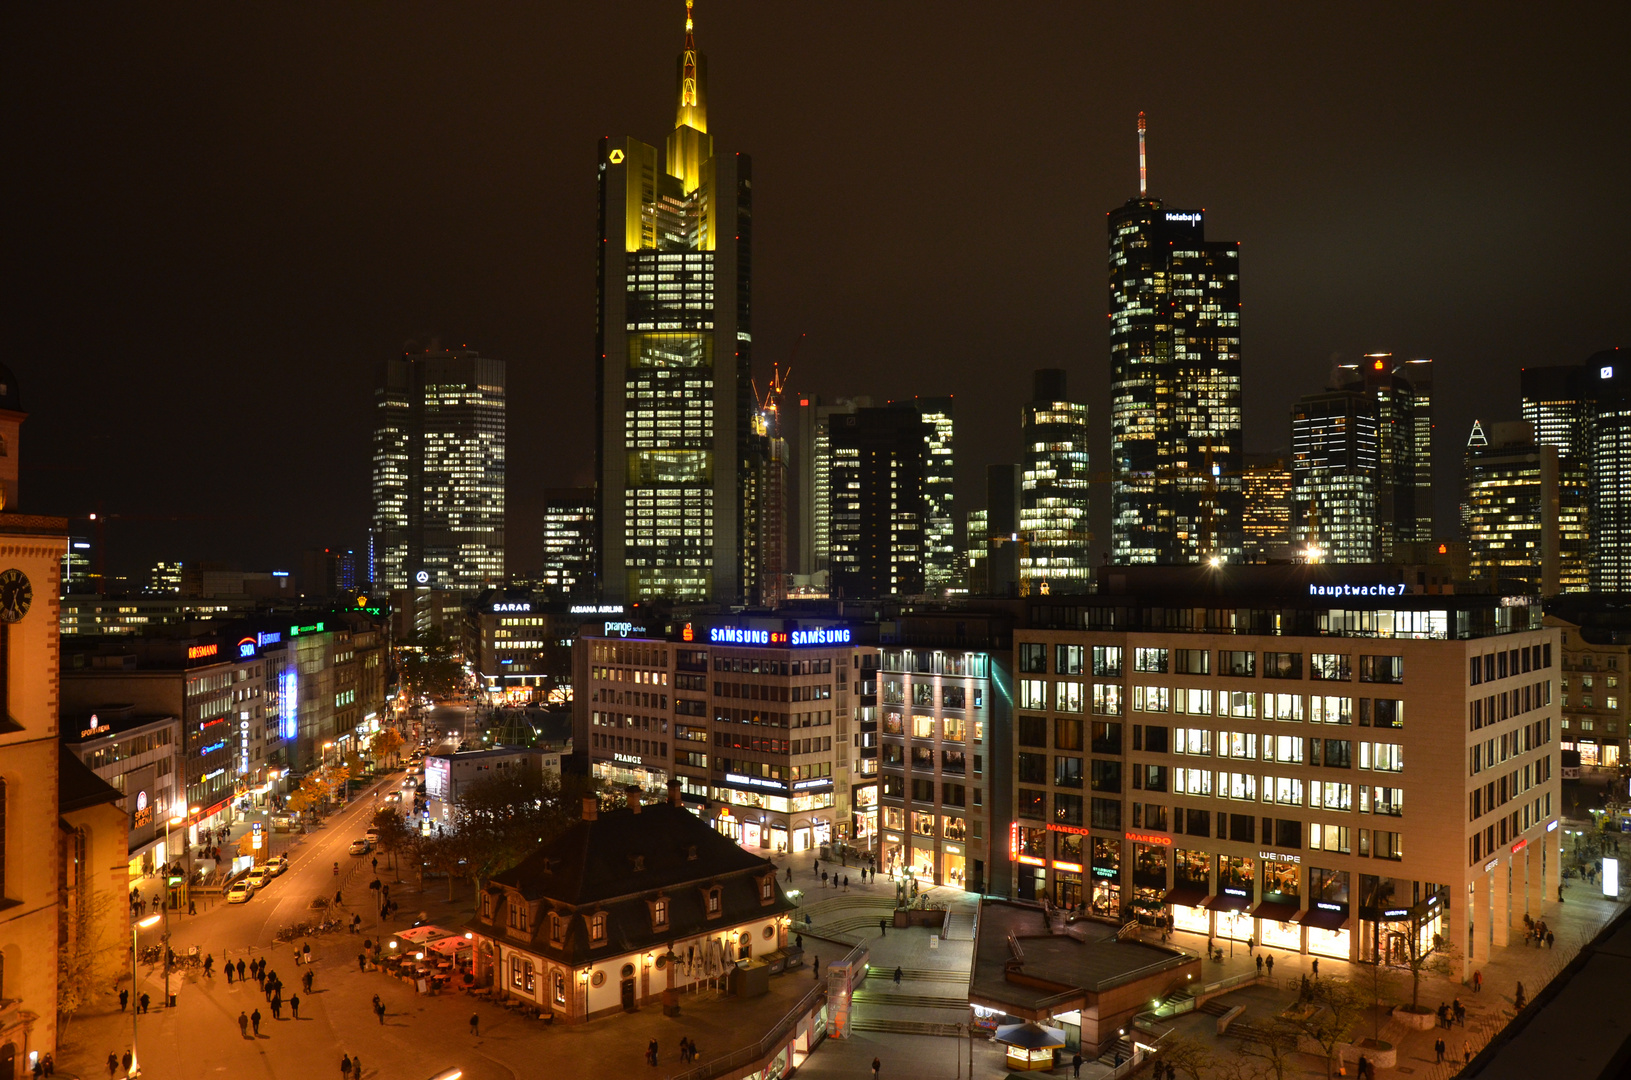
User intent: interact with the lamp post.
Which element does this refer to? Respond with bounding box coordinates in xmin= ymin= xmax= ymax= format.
xmin=130 ymin=912 xmax=161 ymax=1077
xmin=161 ymin=815 xmax=183 ymax=1007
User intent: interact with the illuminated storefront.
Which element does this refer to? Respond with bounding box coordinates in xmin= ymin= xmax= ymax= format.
xmin=1255 ymin=853 xmax=1303 ymax=951
xmin=1089 ymin=836 xmax=1122 ymax=918
xmin=942 ymin=844 xmax=967 ymax=889
xmin=1168 ymin=846 xmax=1211 ymax=933
xmin=1213 ymin=854 xmax=1255 ymax=942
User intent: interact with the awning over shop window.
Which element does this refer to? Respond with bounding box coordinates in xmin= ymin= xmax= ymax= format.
xmin=1209 ymin=890 xmax=1253 ymax=913
xmin=1250 ymin=900 xmax=1303 ymax=924
xmin=1162 ymin=886 xmax=1210 ymax=908
xmin=1298 ymin=906 xmax=1353 ymax=932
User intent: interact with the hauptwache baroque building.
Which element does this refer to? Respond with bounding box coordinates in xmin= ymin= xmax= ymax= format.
xmin=1010 ymin=565 xmax=1560 ymax=976
xmin=469 ymin=786 xmax=796 ymax=1022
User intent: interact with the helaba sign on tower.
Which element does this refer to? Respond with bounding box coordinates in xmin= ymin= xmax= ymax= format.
xmin=1308 ymin=583 xmax=1407 ymax=598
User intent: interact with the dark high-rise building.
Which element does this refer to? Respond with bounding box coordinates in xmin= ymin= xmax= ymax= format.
xmin=889 ymin=396 xmax=957 ymax=591
xmin=595 ymin=2 xmax=752 ymax=605
xmin=1589 ymin=351 xmax=1629 ymax=591
xmin=371 ymin=345 xmax=506 ymax=590
xmin=540 ymin=489 xmax=596 ymax=600
xmin=828 ymin=409 xmax=928 ymax=598
xmin=1019 ymin=370 xmax=1091 ymax=592
xmin=1334 ymin=355 xmax=1433 ymax=558
xmin=1290 ymin=389 xmax=1378 ymax=563
xmin=1108 ymin=115 xmax=1243 ymax=565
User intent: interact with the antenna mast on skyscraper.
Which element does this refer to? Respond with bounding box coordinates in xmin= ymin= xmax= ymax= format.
xmin=1138 ymin=111 xmax=1147 ymax=197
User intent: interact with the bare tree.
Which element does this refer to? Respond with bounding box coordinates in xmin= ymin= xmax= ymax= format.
xmin=1291 ymin=977 xmax=1368 ymax=1080
xmin=1156 ymin=1035 xmax=1215 ymax=1080
xmin=57 ymin=890 xmax=118 ymax=1042
xmin=1235 ymin=1024 xmax=1299 ymax=1080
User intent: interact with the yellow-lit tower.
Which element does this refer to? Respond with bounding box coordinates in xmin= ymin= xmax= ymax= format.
xmin=595 ymin=2 xmax=757 ymax=604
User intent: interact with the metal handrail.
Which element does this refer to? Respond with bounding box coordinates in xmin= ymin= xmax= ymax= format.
xmin=668 ymin=981 xmax=828 ymax=1080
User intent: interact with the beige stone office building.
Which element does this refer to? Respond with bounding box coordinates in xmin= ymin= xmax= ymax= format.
xmin=1010 ymin=566 xmax=1560 ymax=974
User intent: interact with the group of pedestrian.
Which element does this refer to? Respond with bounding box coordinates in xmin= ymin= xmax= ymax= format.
xmin=1433 ymin=1042 xmax=1473 ymax=1066
xmin=1435 ymin=998 xmax=1466 ymax=1028
xmin=295 ymin=941 xmax=313 ymax=965
xmin=677 ymin=1036 xmax=700 ymax=1063
xmin=340 ymin=1053 xmax=364 ymax=1077
xmin=1252 ymin=953 xmax=1275 ymax=976
xmin=28 ymin=1051 xmax=54 ymax=1076
xmin=1521 ymin=914 xmax=1555 ymax=948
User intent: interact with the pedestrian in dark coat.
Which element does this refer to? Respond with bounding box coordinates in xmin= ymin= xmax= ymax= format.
xmin=237 ymin=958 xmax=246 ymax=981
xmin=341 ymin=1055 xmax=353 ymax=1078
xmin=1435 ymin=1037 xmax=1445 ymax=1063
xmin=251 ymin=1008 xmax=262 ymax=1035
xmin=1265 ymin=954 xmax=1274 ymax=975
xmin=291 ymin=994 xmax=301 ymax=1019
xmin=226 ymin=963 xmax=235 ymax=984
xmin=469 ymin=1013 xmax=479 ymax=1036
xmin=119 ymin=989 xmax=128 ymax=1011
xmin=121 ymin=1053 xmax=132 ymax=1075
xmin=238 ymin=1011 xmax=250 ymax=1037
xmin=106 ymin=1053 xmax=118 ymax=1077
xmin=139 ymin=992 xmax=150 ymax=1014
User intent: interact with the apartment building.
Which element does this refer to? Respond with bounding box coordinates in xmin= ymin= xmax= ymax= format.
xmin=575 ymin=616 xmax=873 ymax=856
xmin=1010 ymin=566 xmax=1560 ymax=975
xmin=1546 ymin=603 xmax=1631 ymax=770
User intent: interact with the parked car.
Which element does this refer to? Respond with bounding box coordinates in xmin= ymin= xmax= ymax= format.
xmin=263 ymin=855 xmax=290 ymax=876
xmin=245 ymin=867 xmax=272 ymax=889
xmin=348 ymin=839 xmax=371 ymax=856
xmin=227 ymin=881 xmax=254 ymax=904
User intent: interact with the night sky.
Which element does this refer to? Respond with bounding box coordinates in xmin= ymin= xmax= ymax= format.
xmin=11 ymin=2 xmax=1629 ymax=581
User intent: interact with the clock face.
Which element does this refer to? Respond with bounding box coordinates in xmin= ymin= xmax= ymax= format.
xmin=0 ymin=568 xmax=32 ymax=624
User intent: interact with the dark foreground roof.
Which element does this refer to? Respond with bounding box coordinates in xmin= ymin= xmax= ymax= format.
xmin=59 ymin=748 xmax=125 ymax=814
xmin=491 ymin=801 xmax=776 ymax=905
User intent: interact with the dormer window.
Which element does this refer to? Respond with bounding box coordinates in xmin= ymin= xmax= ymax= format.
xmin=590 ymin=912 xmax=608 ymax=944
xmin=758 ymin=873 xmax=775 ymax=904
xmin=506 ymin=898 xmax=530 ymax=934
xmin=705 ymin=887 xmax=722 ymax=918
xmin=549 ymin=912 xmax=566 ymax=945
xmin=480 ymin=892 xmax=492 ymax=920
xmin=650 ymin=897 xmax=669 ymax=930
xmin=687 ymin=845 xmax=698 ymax=861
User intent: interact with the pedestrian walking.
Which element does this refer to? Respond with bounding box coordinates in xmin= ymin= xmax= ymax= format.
xmin=1311 ymin=958 xmax=1319 ymax=977
xmin=139 ymin=992 xmax=150 ymax=1014
xmin=1546 ymin=931 xmax=1555 ymax=949
xmin=1072 ymin=1052 xmax=1083 ymax=1077
xmin=1255 ymin=955 xmax=1263 ymax=974
xmin=237 ymin=958 xmax=246 ymax=981
xmin=785 ymin=865 xmax=792 ymax=882
xmin=470 ymin=1013 xmax=480 ymax=1036
xmin=119 ymin=989 xmax=128 ymax=1011
xmin=272 ymin=995 xmax=282 ymax=1020
xmin=251 ymin=1008 xmax=262 ymax=1035
xmin=894 ymin=966 xmax=903 ymax=987
xmin=648 ymin=1037 xmax=659 ymax=1066
xmin=879 ymin=917 xmax=887 ymax=937
xmin=106 ymin=1053 xmax=118 ymax=1078
xmin=1463 ymin=1042 xmax=1472 ymax=1064
xmin=291 ymin=994 xmax=301 ymax=1019
xmin=304 ymin=969 xmax=315 ymax=993
xmin=1435 ymin=1037 xmax=1445 ymax=1063
xmin=205 ymin=953 xmax=214 ymax=977
xmin=40 ymin=1052 xmax=52 ymax=1077
xmin=1454 ymin=998 xmax=1465 ymax=1026
xmin=872 ymin=1057 xmax=881 ymax=1079
xmin=1247 ymin=935 xmax=1255 ymax=956
xmin=376 ymin=1002 xmax=386 ymax=1024
xmin=1265 ymin=954 xmax=1274 ymax=975
xmin=843 ymin=875 xmax=849 ymax=891
xmin=1474 ymin=969 xmax=1483 ymax=992
xmin=1515 ymin=981 xmax=1526 ymax=1010
xmin=357 ymin=952 xmax=367 ymax=973
xmin=341 ymin=1054 xmax=353 ymax=1078
xmin=238 ymin=1011 xmax=250 ymax=1038
xmin=227 ymin=963 xmax=235 ymax=985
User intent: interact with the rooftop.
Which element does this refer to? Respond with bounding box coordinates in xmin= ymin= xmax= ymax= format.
xmin=969 ymin=900 xmax=1194 ymax=1019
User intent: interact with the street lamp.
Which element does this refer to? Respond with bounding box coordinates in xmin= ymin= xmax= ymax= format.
xmin=161 ymin=815 xmax=184 ymax=1008
xmin=130 ymin=912 xmax=162 ymax=1077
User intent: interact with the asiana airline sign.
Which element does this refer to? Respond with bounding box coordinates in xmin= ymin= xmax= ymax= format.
xmin=1308 ymin=584 xmax=1407 ymax=598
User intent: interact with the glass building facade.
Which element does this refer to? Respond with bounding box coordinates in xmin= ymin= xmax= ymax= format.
xmin=1109 ymin=191 xmax=1243 ymax=565
xmin=371 ymin=347 xmax=506 ymax=590
xmin=596 ymin=5 xmax=753 ymax=604
xmin=891 ymin=397 xmax=957 ymax=592
xmin=540 ymin=489 xmax=596 ymax=599
xmin=1290 ymin=390 xmax=1378 ymax=563
xmin=1464 ymin=423 xmax=1560 ymax=594
xmin=1020 ymin=369 xmax=1091 ymax=593
xmin=1241 ymin=456 xmax=1293 ymax=564
xmin=827 ymin=409 xmax=928 ymax=599
xmin=1334 ymin=356 xmax=1433 ymax=558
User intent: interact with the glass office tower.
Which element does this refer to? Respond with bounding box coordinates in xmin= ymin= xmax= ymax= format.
xmin=1019 ymin=369 xmax=1091 ymax=592
xmin=596 ymin=2 xmax=753 ymax=603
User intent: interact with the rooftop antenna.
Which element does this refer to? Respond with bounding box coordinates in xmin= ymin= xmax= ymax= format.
xmin=1138 ymin=111 xmax=1147 ymax=197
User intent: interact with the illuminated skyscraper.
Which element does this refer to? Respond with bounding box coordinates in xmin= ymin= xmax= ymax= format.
xmin=1521 ymin=365 xmax=1595 ymax=462
xmin=371 ymin=346 xmax=506 ymax=590
xmin=541 ymin=489 xmax=596 ymax=599
xmin=1464 ymin=422 xmax=1560 ymax=594
xmin=1290 ymin=389 xmax=1378 ymax=563
xmin=890 ymin=396 xmax=956 ymax=591
xmin=1334 ymin=355 xmax=1433 ymax=558
xmin=1019 ymin=370 xmax=1091 ymax=592
xmin=1589 ymin=352 xmax=1629 ymax=591
xmin=596 ymin=1 xmax=752 ymax=604
xmin=1108 ymin=115 xmax=1243 ymax=564
xmin=788 ymin=396 xmax=870 ymax=579
xmin=1241 ymin=455 xmax=1294 ymax=563
xmin=828 ymin=409 xmax=927 ymax=598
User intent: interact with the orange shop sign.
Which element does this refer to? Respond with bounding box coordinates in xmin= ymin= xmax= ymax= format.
xmin=188 ymin=643 xmax=218 ymax=660
xmin=1125 ymin=831 xmax=1173 ymax=847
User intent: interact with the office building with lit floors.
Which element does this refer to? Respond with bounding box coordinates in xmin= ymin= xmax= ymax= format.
xmin=1291 ymin=388 xmax=1379 ymax=562
xmin=1335 ymin=355 xmax=1435 ymax=556
xmin=1241 ymin=455 xmax=1294 ymax=563
xmin=1020 ymin=370 xmax=1092 ymax=593
xmin=1545 ymin=599 xmax=1631 ymax=771
xmin=1009 ymin=565 xmax=1560 ymax=976
xmin=1108 ymin=115 xmax=1243 ymax=565
xmin=371 ymin=344 xmax=506 ymax=591
xmin=827 ymin=408 xmax=929 ymax=598
xmin=875 ymin=613 xmax=1013 ymax=893
xmin=887 ymin=396 xmax=957 ymax=592
xmin=575 ymin=616 xmax=874 ymax=857
xmin=596 ymin=3 xmax=754 ymax=606
xmin=1464 ymin=422 xmax=1566 ymax=594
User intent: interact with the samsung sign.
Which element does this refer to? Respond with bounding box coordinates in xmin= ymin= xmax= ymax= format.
xmin=791 ymin=627 xmax=851 ymax=646
xmin=710 ymin=626 xmax=852 ymax=647
xmin=1308 ymin=584 xmax=1407 ymax=598
xmin=712 ymin=627 xmax=771 ymax=645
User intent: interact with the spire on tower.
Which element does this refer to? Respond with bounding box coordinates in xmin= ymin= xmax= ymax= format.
xmin=676 ymin=0 xmax=707 ymax=133
xmin=1138 ymin=111 xmax=1148 ymax=198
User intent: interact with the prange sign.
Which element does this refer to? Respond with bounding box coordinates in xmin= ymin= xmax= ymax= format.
xmin=1308 ymin=584 xmax=1407 ymax=598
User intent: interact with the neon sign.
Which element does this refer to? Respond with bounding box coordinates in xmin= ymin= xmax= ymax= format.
xmin=238 ymin=637 xmax=258 ymax=658
xmin=1165 ymin=211 xmax=1201 ymax=224
xmin=258 ymin=631 xmax=282 ymax=646
xmin=571 ymin=604 xmax=624 ymax=614
xmin=790 ymin=628 xmax=851 ymax=646
xmin=711 ymin=627 xmax=770 ymax=645
xmin=290 ymin=621 xmax=325 ymax=637
xmin=1308 ymin=584 xmax=1405 ymax=598
xmin=188 ymin=643 xmax=218 ymax=659
xmin=280 ymin=669 xmax=298 ymax=741
xmin=1047 ymin=823 xmax=1092 ymax=836
xmin=201 ymin=741 xmax=226 ymax=755
xmin=604 ymin=621 xmax=647 ymax=638
xmin=1125 ymin=831 xmax=1173 ymax=847
xmin=493 ymin=602 xmax=532 ymax=613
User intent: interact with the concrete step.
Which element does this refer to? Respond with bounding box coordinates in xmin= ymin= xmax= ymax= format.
xmin=852 ymin=990 xmax=967 ymax=1009
xmin=851 ymin=1017 xmax=965 ymax=1037
xmin=865 ymin=965 xmax=963 ymax=984
xmin=1198 ymin=999 xmax=1233 ymax=1017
